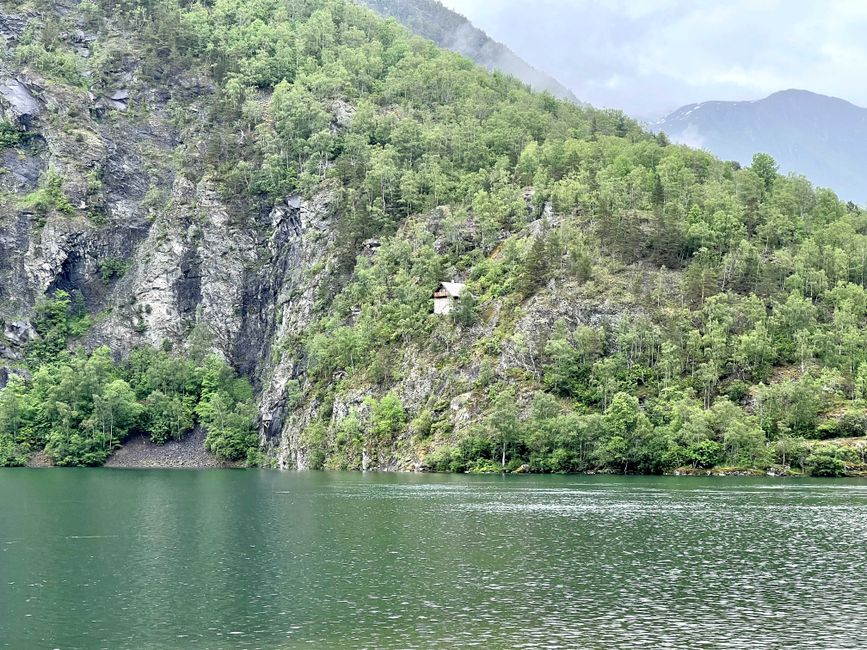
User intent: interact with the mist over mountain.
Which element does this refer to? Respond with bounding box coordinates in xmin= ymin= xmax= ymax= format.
xmin=357 ymin=0 xmax=580 ymax=103
xmin=655 ymin=90 xmax=867 ymax=205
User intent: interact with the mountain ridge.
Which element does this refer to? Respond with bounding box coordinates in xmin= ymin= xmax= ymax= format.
xmin=357 ymin=0 xmax=581 ymax=103
xmin=654 ymin=89 xmax=867 ymax=205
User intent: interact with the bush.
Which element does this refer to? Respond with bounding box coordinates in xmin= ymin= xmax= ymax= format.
xmin=468 ymin=458 xmax=501 ymax=473
xmin=0 ymin=121 xmax=22 ymax=148
xmin=26 ymin=290 xmax=89 ymax=366
xmin=546 ymin=447 xmax=581 ymax=473
xmin=0 ymin=435 xmax=29 ymax=466
xmin=21 ymin=171 xmax=75 ymax=216
xmin=427 ymin=446 xmax=465 ymax=473
xmin=98 ymin=258 xmax=130 ymax=284
xmin=683 ymin=439 xmax=723 ymax=469
xmin=725 ymin=380 xmax=750 ymax=404
xmin=806 ymin=447 xmax=846 ymax=477
xmin=366 ymin=393 xmax=407 ymax=445
xmin=825 ymin=410 xmax=867 ymax=438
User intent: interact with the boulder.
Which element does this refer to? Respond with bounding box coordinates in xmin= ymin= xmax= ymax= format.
xmin=0 ymin=77 xmax=41 ymax=128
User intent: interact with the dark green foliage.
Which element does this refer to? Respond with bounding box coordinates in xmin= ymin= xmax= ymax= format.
xmin=0 ymin=121 xmax=22 ymax=148
xmin=98 ymin=258 xmax=130 ymax=284
xmin=26 ymin=290 xmax=91 ymax=367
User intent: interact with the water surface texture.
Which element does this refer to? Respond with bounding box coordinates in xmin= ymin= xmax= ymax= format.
xmin=1 ymin=470 xmax=866 ymax=649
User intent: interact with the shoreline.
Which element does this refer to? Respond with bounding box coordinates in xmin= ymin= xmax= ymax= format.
xmin=15 ymin=432 xmax=867 ymax=477
xmin=104 ymin=428 xmax=242 ymax=469
xmin=12 ymin=462 xmax=867 ymax=478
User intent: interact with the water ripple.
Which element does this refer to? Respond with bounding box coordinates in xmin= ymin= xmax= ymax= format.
xmin=0 ymin=471 xmax=865 ymax=649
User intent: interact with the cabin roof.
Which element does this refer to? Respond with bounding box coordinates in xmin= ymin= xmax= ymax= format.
xmin=434 ymin=281 xmax=465 ymax=298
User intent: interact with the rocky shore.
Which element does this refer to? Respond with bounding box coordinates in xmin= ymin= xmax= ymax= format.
xmin=105 ymin=428 xmax=240 ymax=469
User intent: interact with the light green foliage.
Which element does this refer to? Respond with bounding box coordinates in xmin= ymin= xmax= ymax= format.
xmin=145 ymin=391 xmax=194 ymax=445
xmin=805 ymin=444 xmax=849 ymax=477
xmin=21 ymin=171 xmax=75 ymax=216
xmin=195 ymin=356 xmax=258 ymax=461
xmin=0 ymin=346 xmax=256 ymax=466
xmin=0 ymin=375 xmax=35 ymax=466
xmin=15 ymin=21 xmax=86 ymax=87
xmin=751 ymin=153 xmax=779 ymax=195
xmin=366 ymin=392 xmax=406 ymax=444
xmin=487 ymin=390 xmax=520 ymax=468
xmin=330 ymin=410 xmax=365 ymax=469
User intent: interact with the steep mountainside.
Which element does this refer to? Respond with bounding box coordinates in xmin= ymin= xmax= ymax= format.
xmin=1 ymin=0 xmax=866 ymax=476
xmin=654 ymin=90 xmax=867 ymax=206
xmin=357 ymin=0 xmax=580 ymax=103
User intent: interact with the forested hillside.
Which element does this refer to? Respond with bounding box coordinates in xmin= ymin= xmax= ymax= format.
xmin=0 ymin=0 xmax=865 ymax=476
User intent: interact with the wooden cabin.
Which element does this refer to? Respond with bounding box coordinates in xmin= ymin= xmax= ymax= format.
xmin=432 ymin=281 xmax=465 ymax=315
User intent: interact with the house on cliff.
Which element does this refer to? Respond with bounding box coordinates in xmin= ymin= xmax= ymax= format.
xmin=432 ymin=282 xmax=464 ymax=315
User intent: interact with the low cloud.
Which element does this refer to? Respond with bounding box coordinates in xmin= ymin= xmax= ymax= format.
xmin=440 ymin=0 xmax=867 ymax=118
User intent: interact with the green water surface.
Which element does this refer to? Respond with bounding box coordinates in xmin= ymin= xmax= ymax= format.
xmin=1 ymin=470 xmax=865 ymax=649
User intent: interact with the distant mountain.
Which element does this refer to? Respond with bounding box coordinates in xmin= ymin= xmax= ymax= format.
xmin=654 ymin=90 xmax=867 ymax=205
xmin=357 ymin=0 xmax=580 ymax=103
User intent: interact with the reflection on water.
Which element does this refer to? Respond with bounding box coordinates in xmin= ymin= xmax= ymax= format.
xmin=1 ymin=470 xmax=865 ymax=649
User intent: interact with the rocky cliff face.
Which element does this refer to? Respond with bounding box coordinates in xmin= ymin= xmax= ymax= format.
xmin=0 ymin=7 xmax=346 ymax=465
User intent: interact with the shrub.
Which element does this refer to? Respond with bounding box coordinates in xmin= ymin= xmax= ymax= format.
xmin=806 ymin=447 xmax=846 ymax=477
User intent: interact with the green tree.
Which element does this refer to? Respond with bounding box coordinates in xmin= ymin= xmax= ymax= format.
xmin=488 ymin=390 xmax=521 ymax=469
xmin=197 ymin=391 xmax=257 ymax=461
xmin=751 ymin=153 xmax=778 ymax=195
xmin=145 ymin=390 xmax=194 ymax=444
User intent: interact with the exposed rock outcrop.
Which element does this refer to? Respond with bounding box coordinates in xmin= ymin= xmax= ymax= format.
xmin=0 ymin=76 xmax=41 ymax=127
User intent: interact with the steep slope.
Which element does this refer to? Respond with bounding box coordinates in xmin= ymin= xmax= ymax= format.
xmin=654 ymin=90 xmax=867 ymax=205
xmin=0 ymin=1 xmax=866 ymax=477
xmin=357 ymin=0 xmax=580 ymax=103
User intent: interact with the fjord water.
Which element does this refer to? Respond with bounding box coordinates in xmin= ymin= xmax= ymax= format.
xmin=1 ymin=471 xmax=866 ymax=649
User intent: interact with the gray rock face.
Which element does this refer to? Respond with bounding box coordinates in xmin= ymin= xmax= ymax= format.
xmin=0 ymin=13 xmax=31 ymax=45
xmin=3 ymin=320 xmax=35 ymax=347
xmin=254 ymin=191 xmax=337 ymax=467
xmin=0 ymin=77 xmax=41 ymax=127
xmin=1 ymin=139 xmax=46 ymax=191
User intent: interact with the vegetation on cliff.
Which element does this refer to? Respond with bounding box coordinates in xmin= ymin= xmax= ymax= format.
xmin=0 ymin=0 xmax=866 ymax=474
xmin=0 ymin=293 xmax=257 ymax=466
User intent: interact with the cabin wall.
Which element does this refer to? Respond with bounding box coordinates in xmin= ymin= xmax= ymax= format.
xmin=434 ymin=297 xmax=453 ymax=315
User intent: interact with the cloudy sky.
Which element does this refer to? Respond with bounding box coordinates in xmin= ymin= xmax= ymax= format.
xmin=439 ymin=0 xmax=867 ymax=119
